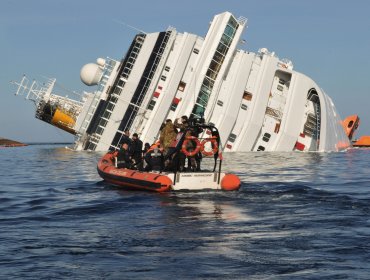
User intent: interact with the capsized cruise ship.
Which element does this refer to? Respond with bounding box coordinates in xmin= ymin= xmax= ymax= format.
xmin=12 ymin=12 xmax=350 ymax=152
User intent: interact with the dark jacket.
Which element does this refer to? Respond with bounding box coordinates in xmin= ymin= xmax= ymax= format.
xmin=117 ymin=147 xmax=131 ymax=168
xmin=130 ymin=139 xmax=143 ymax=162
xmin=144 ymin=148 xmax=164 ymax=171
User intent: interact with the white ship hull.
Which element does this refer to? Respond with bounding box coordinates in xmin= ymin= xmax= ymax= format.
xmin=12 ymin=12 xmax=350 ymax=152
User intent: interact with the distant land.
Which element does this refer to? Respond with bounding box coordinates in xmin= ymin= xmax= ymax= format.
xmin=0 ymin=137 xmax=27 ymax=147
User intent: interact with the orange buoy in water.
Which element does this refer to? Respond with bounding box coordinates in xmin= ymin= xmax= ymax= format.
xmin=221 ymin=174 xmax=241 ymax=191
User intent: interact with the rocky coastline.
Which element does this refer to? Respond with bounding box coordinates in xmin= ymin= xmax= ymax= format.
xmin=0 ymin=138 xmax=27 ymax=147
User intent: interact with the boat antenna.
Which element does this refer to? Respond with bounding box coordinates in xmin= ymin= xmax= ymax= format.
xmin=113 ymin=19 xmax=147 ymax=35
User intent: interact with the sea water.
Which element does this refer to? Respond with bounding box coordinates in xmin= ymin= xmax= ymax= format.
xmin=0 ymin=145 xmax=369 ymax=279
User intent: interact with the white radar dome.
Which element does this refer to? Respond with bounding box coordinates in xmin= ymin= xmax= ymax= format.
xmin=80 ymin=63 xmax=103 ymax=86
xmin=96 ymin=58 xmax=106 ymax=67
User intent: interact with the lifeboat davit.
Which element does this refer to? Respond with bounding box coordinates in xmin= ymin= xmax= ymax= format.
xmin=97 ymin=122 xmax=241 ymax=192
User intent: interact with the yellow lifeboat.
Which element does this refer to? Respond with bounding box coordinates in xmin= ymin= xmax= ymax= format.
xmin=51 ymin=108 xmax=76 ymax=134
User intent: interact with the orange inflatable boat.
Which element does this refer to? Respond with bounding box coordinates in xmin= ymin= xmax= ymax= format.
xmin=97 ymin=122 xmax=241 ymax=192
xmin=97 ymin=152 xmax=173 ymax=192
xmin=97 ymin=151 xmax=241 ymax=192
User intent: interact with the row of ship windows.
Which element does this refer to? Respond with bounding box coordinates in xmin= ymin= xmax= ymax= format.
xmin=86 ymin=132 xmax=103 ymax=150
xmin=192 ymin=39 xmax=232 ymax=117
xmin=91 ymin=58 xmax=134 ymax=138
xmin=227 ymin=131 xmax=270 ymax=143
xmin=87 ymin=143 xmax=97 ymax=151
xmin=191 ymin=21 xmax=236 ymax=117
xmin=120 ymin=39 xmax=143 ymax=80
xmin=150 ymin=34 xmax=237 ymax=116
xmin=92 ymin=88 xmax=123 ymax=138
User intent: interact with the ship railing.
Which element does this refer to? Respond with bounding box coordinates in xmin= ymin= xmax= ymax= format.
xmin=12 ymin=75 xmax=84 ymax=113
xmin=48 ymin=94 xmax=83 ymax=117
xmin=167 ymin=25 xmax=176 ymax=32
xmin=237 ymin=16 xmax=248 ymax=26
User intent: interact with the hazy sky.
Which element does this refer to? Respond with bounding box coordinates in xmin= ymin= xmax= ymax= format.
xmin=1 ymin=0 xmax=369 ymax=143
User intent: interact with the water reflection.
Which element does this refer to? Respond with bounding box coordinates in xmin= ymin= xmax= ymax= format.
xmin=162 ymin=194 xmax=254 ymax=222
xmin=221 ymin=152 xmax=326 ymax=184
xmin=31 ymin=147 xmax=103 ymax=182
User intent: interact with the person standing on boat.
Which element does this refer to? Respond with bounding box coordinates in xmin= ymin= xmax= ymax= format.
xmin=142 ymin=142 xmax=151 ymax=169
xmin=160 ymin=119 xmax=178 ymax=154
xmin=159 ymin=119 xmax=177 ymax=170
xmin=117 ymin=143 xmax=132 ymax=169
xmin=130 ymin=133 xmax=143 ymax=170
xmin=120 ymin=130 xmax=131 ymax=146
xmin=173 ymin=116 xmax=190 ymax=171
xmin=188 ymin=117 xmax=204 ymax=171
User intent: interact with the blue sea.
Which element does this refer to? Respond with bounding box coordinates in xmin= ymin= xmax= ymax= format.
xmin=1 ymin=144 xmax=370 ymax=279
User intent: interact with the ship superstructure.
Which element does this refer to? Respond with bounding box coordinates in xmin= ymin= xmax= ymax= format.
xmin=12 ymin=12 xmax=350 ymax=152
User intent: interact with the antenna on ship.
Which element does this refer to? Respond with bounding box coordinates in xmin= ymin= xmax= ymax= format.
xmin=10 ymin=75 xmax=55 ymax=105
xmin=113 ymin=19 xmax=147 ymax=35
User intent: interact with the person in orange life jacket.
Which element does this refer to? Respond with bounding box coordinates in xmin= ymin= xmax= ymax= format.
xmin=117 ymin=143 xmax=132 ymax=169
xmin=144 ymin=142 xmax=164 ymax=172
xmin=130 ymin=133 xmax=143 ymax=170
xmin=142 ymin=142 xmax=151 ymax=156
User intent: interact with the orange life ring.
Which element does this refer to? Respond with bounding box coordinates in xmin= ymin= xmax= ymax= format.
xmin=200 ymin=137 xmax=218 ymax=156
xmin=181 ymin=136 xmax=201 ymax=157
